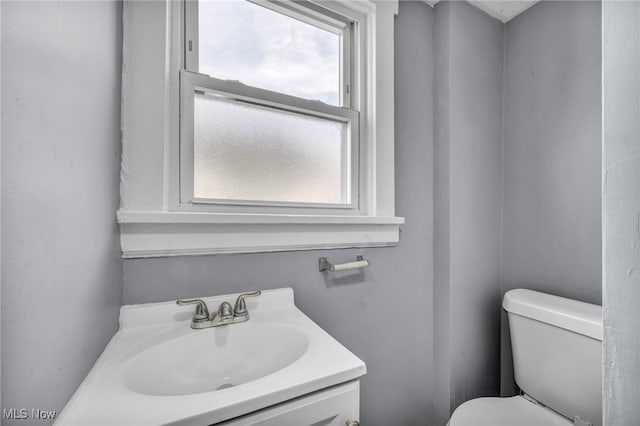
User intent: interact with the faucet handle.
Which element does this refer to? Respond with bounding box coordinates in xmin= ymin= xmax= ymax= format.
xmin=176 ymin=299 xmax=210 ymax=321
xmin=233 ymin=291 xmax=262 ymax=317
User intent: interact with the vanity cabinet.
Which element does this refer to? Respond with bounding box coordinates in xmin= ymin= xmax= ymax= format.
xmin=217 ymin=381 xmax=360 ymax=426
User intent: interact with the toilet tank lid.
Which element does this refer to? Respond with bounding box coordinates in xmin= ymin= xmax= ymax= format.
xmin=503 ymin=289 xmax=602 ymax=341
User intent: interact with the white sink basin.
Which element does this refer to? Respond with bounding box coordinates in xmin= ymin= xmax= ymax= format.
xmin=124 ymin=323 xmax=309 ymax=396
xmin=57 ymin=288 xmax=366 ymax=426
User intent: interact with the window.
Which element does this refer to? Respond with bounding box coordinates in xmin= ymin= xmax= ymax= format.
xmin=182 ymin=0 xmax=359 ymax=211
xmin=118 ymin=0 xmax=402 ymax=257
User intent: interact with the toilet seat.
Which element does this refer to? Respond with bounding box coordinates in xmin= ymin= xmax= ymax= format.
xmin=449 ymin=396 xmax=573 ymax=426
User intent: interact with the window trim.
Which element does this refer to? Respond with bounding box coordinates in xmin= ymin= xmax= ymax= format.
xmin=118 ymin=0 xmax=403 ymax=258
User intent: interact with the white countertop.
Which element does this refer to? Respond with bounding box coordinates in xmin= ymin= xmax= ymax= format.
xmin=56 ymin=288 xmax=366 ymax=425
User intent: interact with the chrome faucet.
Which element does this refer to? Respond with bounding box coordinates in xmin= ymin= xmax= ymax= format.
xmin=176 ymin=291 xmax=262 ymax=329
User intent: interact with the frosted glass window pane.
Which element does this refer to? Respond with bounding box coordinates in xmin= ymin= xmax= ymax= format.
xmin=193 ymin=93 xmax=349 ymax=204
xmin=198 ymin=0 xmax=340 ymax=105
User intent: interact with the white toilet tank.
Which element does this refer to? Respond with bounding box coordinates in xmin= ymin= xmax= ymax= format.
xmin=503 ymin=289 xmax=602 ymax=426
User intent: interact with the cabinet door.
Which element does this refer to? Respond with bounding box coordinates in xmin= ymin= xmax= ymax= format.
xmin=217 ymin=381 xmax=360 ymax=426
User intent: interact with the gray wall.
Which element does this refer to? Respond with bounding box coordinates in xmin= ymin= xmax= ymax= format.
xmin=433 ymin=3 xmax=452 ymax=422
xmin=1 ymin=1 xmax=123 ymax=423
xmin=433 ymin=1 xmax=504 ymax=420
xmin=602 ymin=2 xmax=640 ymax=425
xmin=501 ymin=0 xmax=602 ymax=395
xmin=122 ymin=2 xmax=435 ymax=425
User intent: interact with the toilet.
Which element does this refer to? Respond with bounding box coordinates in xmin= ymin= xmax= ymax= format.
xmin=449 ymin=289 xmax=602 ymax=426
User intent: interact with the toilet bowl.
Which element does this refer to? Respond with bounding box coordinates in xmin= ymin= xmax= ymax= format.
xmin=449 ymin=289 xmax=602 ymax=426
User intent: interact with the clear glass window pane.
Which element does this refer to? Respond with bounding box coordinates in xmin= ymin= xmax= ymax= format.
xmin=193 ymin=92 xmax=350 ymax=205
xmin=198 ymin=0 xmax=341 ymax=106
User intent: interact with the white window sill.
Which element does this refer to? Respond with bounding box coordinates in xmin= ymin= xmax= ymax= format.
xmin=117 ymin=210 xmax=404 ymax=258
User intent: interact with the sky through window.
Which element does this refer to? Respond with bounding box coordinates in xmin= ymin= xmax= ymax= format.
xmin=199 ymin=0 xmax=341 ymax=106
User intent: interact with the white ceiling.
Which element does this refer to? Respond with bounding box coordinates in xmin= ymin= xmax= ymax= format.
xmin=467 ymin=1 xmax=539 ymax=22
xmin=424 ymin=1 xmax=541 ymax=23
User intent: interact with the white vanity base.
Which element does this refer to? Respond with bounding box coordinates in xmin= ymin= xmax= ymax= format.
xmin=219 ymin=381 xmax=360 ymax=426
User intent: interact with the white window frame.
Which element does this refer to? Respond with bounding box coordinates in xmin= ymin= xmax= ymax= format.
xmin=118 ymin=0 xmax=403 ymax=258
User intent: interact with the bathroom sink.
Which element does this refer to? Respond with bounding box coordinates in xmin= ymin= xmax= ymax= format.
xmin=123 ymin=323 xmax=309 ymax=396
xmin=56 ymin=288 xmax=366 ymax=426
